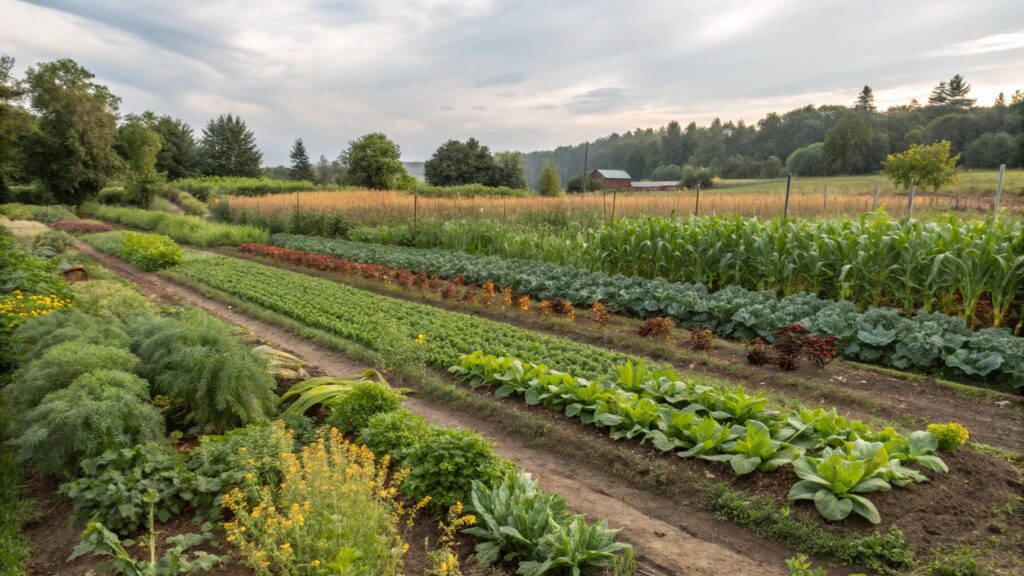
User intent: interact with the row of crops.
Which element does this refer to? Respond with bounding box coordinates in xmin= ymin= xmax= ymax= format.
xmin=269 ymin=233 xmax=1024 ymax=392
xmin=451 ymin=351 xmax=952 ymax=529
xmin=353 ymin=214 xmax=1023 ymax=329
xmin=169 ymin=253 xmax=634 ymax=378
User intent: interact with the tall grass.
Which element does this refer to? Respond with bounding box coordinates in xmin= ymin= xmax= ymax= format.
xmin=216 ymin=178 xmax=1023 ymax=229
xmin=82 ymin=202 xmax=268 ymax=246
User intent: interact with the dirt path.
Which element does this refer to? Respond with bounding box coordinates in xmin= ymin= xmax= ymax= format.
xmin=78 ymin=242 xmax=792 ymax=576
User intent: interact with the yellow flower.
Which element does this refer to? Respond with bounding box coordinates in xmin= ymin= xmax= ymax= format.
xmin=415 ymin=333 xmax=426 ymax=345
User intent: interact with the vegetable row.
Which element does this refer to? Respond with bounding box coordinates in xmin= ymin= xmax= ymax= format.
xmin=169 ymin=253 xmax=635 ymax=379
xmin=450 ymin=351 xmax=951 ymax=525
xmin=82 ymin=201 xmax=268 ymax=246
xmin=270 ymin=233 xmax=1024 ymax=392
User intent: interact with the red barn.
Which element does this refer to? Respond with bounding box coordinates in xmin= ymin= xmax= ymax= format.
xmin=591 ymin=169 xmax=632 ymax=190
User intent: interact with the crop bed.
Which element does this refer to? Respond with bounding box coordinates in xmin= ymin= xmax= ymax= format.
xmin=169 ymin=253 xmax=634 ymax=379
xmin=267 ymin=234 xmax=1024 ymax=392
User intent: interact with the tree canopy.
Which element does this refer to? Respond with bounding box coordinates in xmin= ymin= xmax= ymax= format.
xmin=342 ymin=132 xmax=408 ymax=189
xmin=199 ymin=114 xmax=263 ymax=177
xmin=289 ymin=138 xmax=314 ymax=181
xmin=24 ymin=58 xmax=121 ymax=203
xmin=424 ymin=138 xmax=494 ymax=186
xmin=883 ymin=141 xmax=959 ymax=191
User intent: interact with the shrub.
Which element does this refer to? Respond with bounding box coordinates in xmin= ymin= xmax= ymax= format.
xmin=121 ymin=231 xmax=182 ymax=271
xmin=402 ymin=427 xmax=505 ymax=509
xmin=360 ymin=409 xmax=432 ymax=465
xmin=60 ymin=443 xmax=195 ymax=535
xmin=0 ymin=203 xmax=33 ymax=220
xmin=50 ymin=219 xmax=113 ymax=233
xmin=28 ymin=205 xmax=77 ymax=223
xmin=97 ymin=186 xmax=128 ymax=205
xmin=927 ymin=422 xmax=970 ymax=452
xmin=220 ymin=428 xmax=405 ymax=575
xmin=7 ymin=309 xmax=130 ymax=363
xmin=5 ymin=342 xmax=138 ymax=409
xmin=129 ymin=310 xmax=278 ymax=433
xmin=326 ymin=380 xmax=404 ymax=435
xmin=680 ymin=166 xmax=714 ymax=189
xmin=32 ymin=229 xmax=76 ymax=254
xmin=70 ymin=279 xmax=159 ymax=320
xmin=188 ymin=422 xmax=292 ymax=517
xmin=13 ymin=370 xmax=165 ymax=477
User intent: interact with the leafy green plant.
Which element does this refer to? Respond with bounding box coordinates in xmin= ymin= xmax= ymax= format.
xmin=326 ymin=379 xmax=404 ymax=434
xmin=925 ymin=545 xmax=997 ymax=576
xmin=32 ymin=229 xmax=76 ymax=255
xmin=187 ymin=422 xmax=292 ymax=517
xmin=728 ymin=420 xmax=800 ymax=475
xmin=5 ymin=341 xmax=138 ymax=409
xmin=129 ymin=309 xmax=278 ymax=434
xmin=121 ymin=231 xmax=182 ymax=271
xmin=68 ymin=495 xmax=227 ymax=575
xmin=886 ymin=431 xmax=949 ymax=473
xmin=785 ymin=554 xmax=828 ymax=576
xmin=788 ymin=441 xmax=893 ymax=524
xmin=465 ymin=471 xmax=568 ymax=566
xmin=359 ymin=409 xmax=432 ymax=466
xmin=13 ymin=370 xmax=165 ymax=477
xmin=61 ymin=443 xmax=197 ymax=535
xmin=82 ymin=202 xmax=268 ymax=246
xmin=402 ymin=428 xmax=506 ymax=510
xmin=517 ymin=516 xmax=630 ymax=576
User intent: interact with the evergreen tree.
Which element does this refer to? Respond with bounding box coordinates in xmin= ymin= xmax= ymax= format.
xmin=995 ymin=92 xmax=1007 ymax=107
xmin=855 ymin=85 xmax=876 ymax=112
xmin=928 ymin=82 xmax=949 ymax=106
xmin=945 ymin=74 xmax=975 ymax=108
xmin=289 ymin=138 xmax=314 ymax=181
xmin=199 ymin=114 xmax=262 ymax=177
xmin=538 ymin=160 xmax=561 ymax=196
xmin=24 ymin=59 xmax=122 ymax=203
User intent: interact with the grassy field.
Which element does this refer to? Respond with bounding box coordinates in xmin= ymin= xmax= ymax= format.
xmin=219 ymin=169 xmax=1023 ymax=225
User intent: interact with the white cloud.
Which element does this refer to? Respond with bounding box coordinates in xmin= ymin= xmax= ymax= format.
xmin=929 ymin=30 xmax=1024 ymax=57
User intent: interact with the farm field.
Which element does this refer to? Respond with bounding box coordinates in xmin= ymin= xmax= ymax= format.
xmin=214 ymin=169 xmax=1024 ymax=228
xmin=3 ymin=201 xmax=1023 ymax=576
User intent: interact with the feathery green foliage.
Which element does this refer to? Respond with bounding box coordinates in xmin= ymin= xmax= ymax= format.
xmin=5 ymin=341 xmax=138 ymax=409
xmin=6 ymin=309 xmax=130 ymax=363
xmin=13 ymin=369 xmax=165 ymax=477
xmin=82 ymin=202 xmax=268 ymax=246
xmin=129 ymin=309 xmax=278 ymax=433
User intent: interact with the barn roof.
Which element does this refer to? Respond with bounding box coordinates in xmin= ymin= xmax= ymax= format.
xmin=593 ymin=169 xmax=632 ymax=179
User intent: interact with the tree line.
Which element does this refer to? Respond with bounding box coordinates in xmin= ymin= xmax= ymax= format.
xmin=0 ymin=55 xmax=417 ymax=204
xmin=520 ymin=75 xmax=1024 ymax=187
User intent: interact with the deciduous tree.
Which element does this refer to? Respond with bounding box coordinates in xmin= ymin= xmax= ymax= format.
xmin=538 ymin=160 xmax=561 ymax=196
xmin=424 ymin=138 xmax=493 ymax=186
xmin=119 ymin=121 xmax=163 ymax=207
xmin=342 ymin=133 xmax=407 ymax=189
xmin=24 ymin=58 xmax=121 ymax=203
xmin=883 ymin=140 xmax=959 ymax=191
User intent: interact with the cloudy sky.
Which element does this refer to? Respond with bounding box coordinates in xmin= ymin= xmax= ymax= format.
xmin=3 ymin=0 xmax=1023 ymax=164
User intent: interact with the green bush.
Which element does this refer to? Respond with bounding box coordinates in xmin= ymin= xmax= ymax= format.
xmin=402 ymin=427 xmax=505 ymax=510
xmin=0 ymin=203 xmax=33 ymax=220
xmin=187 ymin=422 xmax=292 ymax=516
xmin=129 ymin=310 xmax=278 ymax=433
xmin=29 ymin=205 xmax=77 ymax=223
xmin=69 ymin=279 xmax=159 ymax=320
xmin=171 ymin=176 xmax=322 ymax=200
xmin=5 ymin=341 xmax=138 ymax=409
xmin=60 ymin=443 xmax=195 ymax=535
xmin=97 ymin=186 xmax=128 ymax=205
xmin=360 ymin=409 xmax=432 ymax=466
xmin=121 ymin=231 xmax=182 ymax=271
xmin=13 ymin=370 xmax=165 ymax=477
xmin=7 ymin=309 xmax=130 ymax=364
xmin=326 ymin=380 xmax=403 ymax=435
xmin=32 ymin=229 xmax=76 ymax=254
